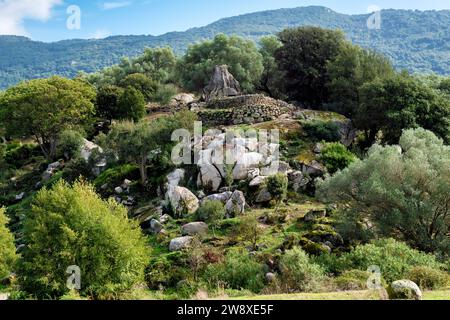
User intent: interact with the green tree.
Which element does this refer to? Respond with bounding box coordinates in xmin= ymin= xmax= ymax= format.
xmin=117 ymin=86 xmax=146 ymax=122
xmin=317 ymin=128 xmax=450 ymax=255
xmin=57 ymin=129 xmax=85 ymax=160
xmin=0 ymin=76 xmax=96 ymax=160
xmin=89 ymin=47 xmax=177 ymax=87
xmin=17 ymin=180 xmax=148 ymax=299
xmin=275 ymin=27 xmax=346 ymax=106
xmin=0 ymin=207 xmax=17 ymax=280
xmin=102 ymin=121 xmax=158 ymax=185
xmin=237 ymin=214 xmax=263 ymax=251
xmin=258 ymin=36 xmax=284 ymax=98
xmin=357 ymin=73 xmax=450 ymax=145
xmin=326 ymin=44 xmax=394 ymax=117
xmin=177 ymin=34 xmax=264 ymax=92
xmin=96 ymin=85 xmax=124 ymax=123
xmin=119 ymin=73 xmax=158 ymax=102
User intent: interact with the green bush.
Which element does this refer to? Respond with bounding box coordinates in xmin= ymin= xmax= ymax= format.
xmin=93 ymin=164 xmax=140 ymax=190
xmin=196 ymin=200 xmax=225 ymax=223
xmin=17 ymin=180 xmax=148 ymax=299
xmin=336 ymin=239 xmax=444 ymax=283
xmin=266 ymin=173 xmax=288 ymax=209
xmin=303 ymin=121 xmax=341 ymax=142
xmin=0 ymin=207 xmax=17 ymax=279
xmin=57 ymin=129 xmax=85 ymax=160
xmin=153 ymin=83 xmax=178 ymax=105
xmin=145 ymin=252 xmax=188 ymax=290
xmin=407 ymin=266 xmax=449 ymax=290
xmin=204 ymin=249 xmax=265 ymax=293
xmin=320 ymin=142 xmax=357 ymax=174
xmin=334 ymin=270 xmax=381 ymax=291
xmin=4 ymin=144 xmax=41 ymax=167
xmin=62 ymin=157 xmax=93 ymax=183
xmin=279 ymin=247 xmax=326 ymax=292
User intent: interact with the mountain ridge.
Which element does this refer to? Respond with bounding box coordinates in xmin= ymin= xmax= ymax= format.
xmin=1 ymin=6 xmax=450 ymax=89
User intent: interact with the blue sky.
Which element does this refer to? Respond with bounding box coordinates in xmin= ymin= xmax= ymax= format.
xmin=1 ymin=0 xmax=450 ymax=42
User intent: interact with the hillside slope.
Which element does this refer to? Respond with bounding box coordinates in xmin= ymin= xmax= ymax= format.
xmin=1 ymin=6 xmax=450 ymax=88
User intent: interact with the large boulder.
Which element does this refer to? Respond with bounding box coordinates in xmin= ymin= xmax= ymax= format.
xmin=203 ymin=191 xmax=233 ymax=204
xmin=167 ymin=169 xmax=185 ymax=187
xmin=388 ymin=280 xmax=423 ymax=300
xmin=181 ymin=222 xmax=209 ymax=236
xmin=169 ymin=236 xmax=193 ymax=251
xmin=288 ymin=171 xmax=310 ymax=192
xmin=202 ymin=65 xmax=241 ymax=101
xmin=255 ymin=188 xmax=272 ymax=203
xmin=166 ymin=186 xmax=199 ymax=216
xmin=225 ymin=190 xmax=246 ymax=217
xmin=198 ymin=164 xmax=222 ymax=192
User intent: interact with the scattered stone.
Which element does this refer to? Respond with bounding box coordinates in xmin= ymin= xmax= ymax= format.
xmin=388 ymin=280 xmax=423 ymax=300
xmin=265 ymin=273 xmax=276 ymax=283
xmin=15 ymin=192 xmax=25 ymax=201
xmin=225 ymin=190 xmax=246 ymax=216
xmin=288 ymin=171 xmax=310 ymax=192
xmin=100 ymin=183 xmax=109 ymax=190
xmin=169 ymin=236 xmax=193 ymax=251
xmin=167 ymin=169 xmax=185 ymax=187
xmin=255 ymin=188 xmax=272 ymax=203
xmin=181 ymin=222 xmax=209 ymax=236
xmin=249 ymin=176 xmax=268 ymax=187
xmin=121 ymin=179 xmax=132 ymax=190
xmin=166 ymin=186 xmax=199 ymax=216
xmin=304 ymin=209 xmax=327 ymax=222
xmin=160 ymin=214 xmax=171 ymax=224
xmin=114 ymin=186 xmax=124 ymax=194
xmin=203 ymin=191 xmax=233 ymax=204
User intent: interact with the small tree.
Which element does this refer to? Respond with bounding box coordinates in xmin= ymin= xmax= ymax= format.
xmin=0 ymin=207 xmax=17 ymax=280
xmin=117 ymin=86 xmax=146 ymax=122
xmin=237 ymin=214 xmax=264 ymax=251
xmin=57 ymin=129 xmax=85 ymax=160
xmin=267 ymin=173 xmax=288 ymax=212
xmin=18 ymin=180 xmax=148 ymax=299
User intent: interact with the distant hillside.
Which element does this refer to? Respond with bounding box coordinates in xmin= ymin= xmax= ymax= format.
xmin=1 ymin=6 xmax=450 ymax=89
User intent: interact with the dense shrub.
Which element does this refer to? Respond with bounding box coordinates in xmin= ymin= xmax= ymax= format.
xmin=93 ymin=164 xmax=140 ymax=190
xmin=407 ymin=266 xmax=449 ymax=290
xmin=303 ymin=121 xmax=341 ymax=142
xmin=145 ymin=252 xmax=188 ymax=290
xmin=62 ymin=157 xmax=93 ymax=183
xmin=153 ymin=83 xmax=178 ymax=105
xmin=17 ymin=180 xmax=148 ymax=299
xmin=279 ymin=247 xmax=325 ymax=292
xmin=335 ymin=239 xmax=444 ymax=283
xmin=0 ymin=207 xmax=17 ymax=279
xmin=4 ymin=143 xmax=41 ymax=167
xmin=204 ymin=249 xmax=265 ymax=293
xmin=266 ymin=173 xmax=288 ymax=208
xmin=196 ymin=200 xmax=225 ymax=231
xmin=320 ymin=142 xmax=357 ymax=174
xmin=57 ymin=129 xmax=85 ymax=160
xmin=318 ymin=129 xmax=450 ymax=254
xmin=334 ymin=270 xmax=375 ymax=291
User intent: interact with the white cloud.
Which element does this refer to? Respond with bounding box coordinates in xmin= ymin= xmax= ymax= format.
xmin=90 ymin=29 xmax=111 ymax=39
xmin=0 ymin=0 xmax=62 ymax=36
xmin=100 ymin=1 xmax=132 ymax=11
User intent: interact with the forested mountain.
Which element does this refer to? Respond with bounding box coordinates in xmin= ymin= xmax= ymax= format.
xmin=1 ymin=6 xmax=450 ymax=89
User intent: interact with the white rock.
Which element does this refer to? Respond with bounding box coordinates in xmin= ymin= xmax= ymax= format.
xmin=203 ymin=191 xmax=233 ymax=204
xmin=169 ymin=236 xmax=193 ymax=251
xmin=249 ymin=176 xmax=268 ymax=187
xmin=198 ymin=164 xmax=222 ymax=192
xmin=166 ymin=186 xmax=199 ymax=216
xmin=181 ymin=222 xmax=209 ymax=236
xmin=80 ymin=139 xmax=103 ymax=162
xmin=225 ymin=190 xmax=246 ymax=216
xmin=167 ymin=169 xmax=185 ymax=187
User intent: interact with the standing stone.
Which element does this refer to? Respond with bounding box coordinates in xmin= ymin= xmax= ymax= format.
xmin=202 ymin=65 xmax=241 ymax=101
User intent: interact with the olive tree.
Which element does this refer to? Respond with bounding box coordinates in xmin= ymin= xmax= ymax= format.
xmin=0 ymin=76 xmax=96 ymax=160
xmin=317 ymin=128 xmax=450 ymax=255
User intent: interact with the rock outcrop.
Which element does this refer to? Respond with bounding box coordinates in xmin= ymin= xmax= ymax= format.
xmin=166 ymin=186 xmax=199 ymax=216
xmin=202 ymin=65 xmax=241 ymax=101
